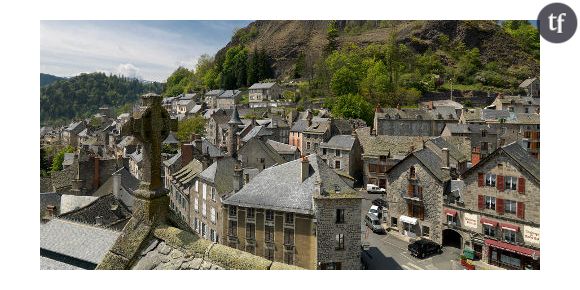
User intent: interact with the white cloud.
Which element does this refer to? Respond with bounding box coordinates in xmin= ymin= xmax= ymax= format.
xmin=116 ymin=63 xmax=142 ymax=79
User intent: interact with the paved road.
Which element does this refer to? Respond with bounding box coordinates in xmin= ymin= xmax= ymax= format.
xmin=360 ymin=189 xmax=463 ymax=270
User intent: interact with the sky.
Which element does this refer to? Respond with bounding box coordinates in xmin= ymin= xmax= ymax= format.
xmin=40 ymin=20 xmax=252 ymax=82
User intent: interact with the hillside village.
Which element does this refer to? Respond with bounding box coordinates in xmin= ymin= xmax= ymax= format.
xmin=40 ymin=73 xmax=540 ymax=270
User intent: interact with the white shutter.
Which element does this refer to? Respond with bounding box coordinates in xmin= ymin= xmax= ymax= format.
xmin=203 ymin=183 xmax=207 ymax=200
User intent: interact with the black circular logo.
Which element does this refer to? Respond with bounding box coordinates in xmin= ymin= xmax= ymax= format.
xmin=538 ymin=2 xmax=577 ymax=43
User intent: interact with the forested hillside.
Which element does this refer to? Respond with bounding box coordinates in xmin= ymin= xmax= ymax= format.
xmin=40 ymin=73 xmax=163 ymax=125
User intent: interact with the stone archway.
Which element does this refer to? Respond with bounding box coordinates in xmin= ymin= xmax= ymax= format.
xmin=442 ymin=229 xmax=462 ymax=249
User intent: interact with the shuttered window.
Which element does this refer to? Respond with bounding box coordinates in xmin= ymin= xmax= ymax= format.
xmin=478 ymin=195 xmax=484 ymax=209
xmin=497 ymin=175 xmax=505 ymax=192
xmin=517 ymin=202 xmax=525 ymax=219
xmin=518 ymin=177 xmax=526 ymax=194
xmin=496 ymin=198 xmax=504 ymax=214
xmin=478 ymin=173 xmax=484 ymax=187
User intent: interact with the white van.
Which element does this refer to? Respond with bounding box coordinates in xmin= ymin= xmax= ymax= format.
xmin=366 ymin=184 xmax=386 ymax=193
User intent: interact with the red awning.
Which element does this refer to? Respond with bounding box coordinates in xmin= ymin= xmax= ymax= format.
xmin=480 ymin=217 xmax=499 ymax=227
xmin=444 ymin=209 xmax=458 ymax=216
xmin=500 ymin=223 xmax=520 ymax=232
xmin=485 ymin=239 xmax=540 ymax=258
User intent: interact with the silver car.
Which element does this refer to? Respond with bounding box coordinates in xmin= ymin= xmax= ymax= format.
xmin=365 ymin=213 xmax=384 ymax=233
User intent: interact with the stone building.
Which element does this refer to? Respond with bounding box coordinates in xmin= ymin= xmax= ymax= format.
xmin=266 ymin=139 xmax=299 ymax=162
xmin=222 ymin=155 xmax=362 ymax=269
xmin=385 ymin=148 xmax=451 ymax=244
xmin=206 ymin=109 xmax=232 ymax=147
xmin=302 ymin=118 xmax=352 ymax=156
xmin=373 ymin=107 xmax=458 ymax=136
xmin=189 ymin=157 xmax=237 ymax=244
xmin=204 ymin=89 xmax=225 ymax=109
xmin=168 ymin=159 xmax=204 ymax=224
xmin=319 ymin=134 xmax=363 ymax=185
xmin=248 ymin=82 xmax=282 ymax=103
xmin=237 ymin=138 xmax=287 ymax=171
xmin=61 ymin=120 xmax=86 ymax=147
xmin=490 ymin=95 xmax=540 ymax=114
xmin=216 ymin=90 xmax=241 ymax=110
xmin=356 ymin=127 xmax=425 ymax=189
xmin=444 ymin=142 xmax=540 ymax=270
xmin=424 ymin=136 xmax=470 ymax=175
xmin=519 ymin=77 xmax=540 ymax=98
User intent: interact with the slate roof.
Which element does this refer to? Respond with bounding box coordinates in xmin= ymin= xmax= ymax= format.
xmin=59 ymin=194 xmax=132 ymax=230
xmin=387 ymin=148 xmax=450 ymax=183
xmin=290 ymin=119 xmax=309 ymax=133
xmin=481 ymin=109 xmax=512 ymax=121
xmin=229 ymin=105 xmax=243 ymax=125
xmin=428 ymin=136 xmax=468 ymax=163
xmin=332 ymin=118 xmax=354 ymax=134
xmin=60 ymin=195 xmax=99 ymax=215
xmin=117 ymin=136 xmax=137 ymax=148
xmin=162 ymin=131 xmax=179 ymax=144
xmin=198 ymin=157 xmax=236 ymax=194
xmin=205 ymin=89 xmax=225 ymax=97
xmin=444 ymin=123 xmax=470 ymax=134
xmin=129 ymin=150 xmax=143 ymax=163
xmin=40 ymin=218 xmax=121 ymax=265
xmin=40 ymin=256 xmax=83 ymax=270
xmin=163 ymin=152 xmax=181 ymax=167
xmin=461 ymin=108 xmax=483 ymax=122
xmin=201 ymin=138 xmax=224 ymax=158
xmin=376 ymin=107 xmax=458 ymax=121
xmin=91 ymin=167 xmax=139 ymax=210
xmin=172 ymin=159 xmax=204 ymax=188
xmin=223 ymin=154 xmax=359 ymax=215
xmin=218 ymin=90 xmax=241 ymax=99
xmin=189 ymin=104 xmax=203 ymax=114
xmin=40 ymin=192 xmax=62 ymax=216
xmin=509 ymin=113 xmax=540 ymax=125
xmin=66 ymin=121 xmax=84 ymax=132
xmin=356 ymin=127 xmax=425 ymax=158
xmin=62 ymin=153 xmax=75 ymax=166
xmin=241 ymin=126 xmax=273 ymax=143
xmin=177 ymin=99 xmax=194 ymax=106
xmin=320 ymin=135 xmax=356 ymax=150
xmin=442 ymin=136 xmax=471 ymax=161
xmin=266 ymin=139 xmax=298 ymax=155
xmin=421 ymin=100 xmax=464 ymax=110
xmin=249 ymin=82 xmax=276 ymax=89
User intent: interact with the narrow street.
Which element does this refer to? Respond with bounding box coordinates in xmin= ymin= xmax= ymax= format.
xmin=360 ymin=189 xmax=463 ymax=270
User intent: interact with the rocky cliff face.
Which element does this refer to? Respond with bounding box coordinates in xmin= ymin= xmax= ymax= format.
xmin=216 ymin=20 xmax=539 ymax=80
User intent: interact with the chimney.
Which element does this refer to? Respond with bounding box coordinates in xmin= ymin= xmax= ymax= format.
xmin=233 ymin=162 xmax=243 ymax=192
xmin=112 ymin=173 xmax=121 ymax=199
xmin=396 ymin=103 xmax=401 ymax=110
xmin=181 ymin=143 xmax=194 ymax=166
xmin=301 ymin=155 xmax=310 ymax=182
xmin=442 ymin=148 xmax=450 ymax=168
xmin=92 ymin=156 xmax=100 ymax=190
xmin=374 ymin=104 xmax=382 ymax=113
xmin=95 ymin=216 xmax=103 ymax=226
xmin=428 ymin=101 xmax=434 ymax=110
xmin=46 ymin=205 xmax=56 ymax=218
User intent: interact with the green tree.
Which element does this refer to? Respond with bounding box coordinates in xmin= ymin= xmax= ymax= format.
xmin=503 ymin=21 xmax=540 ymax=58
xmin=326 ymin=21 xmax=339 ymax=53
xmin=331 ymin=94 xmax=374 ymax=125
xmin=330 ymin=67 xmax=359 ymax=96
xmin=51 ymin=145 xmax=74 ymax=172
xmin=176 ymin=116 xmax=206 ymax=143
xmin=165 ymin=67 xmax=194 ymax=97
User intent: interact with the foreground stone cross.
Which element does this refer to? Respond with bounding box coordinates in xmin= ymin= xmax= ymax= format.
xmin=122 ymin=93 xmax=178 ymax=198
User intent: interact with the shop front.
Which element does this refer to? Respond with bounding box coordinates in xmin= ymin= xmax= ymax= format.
xmin=399 ymin=215 xmax=418 ymax=238
xmin=485 ymin=239 xmax=540 ymax=270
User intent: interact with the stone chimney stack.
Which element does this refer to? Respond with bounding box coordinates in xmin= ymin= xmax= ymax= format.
xmin=192 ymin=134 xmax=202 ymax=151
xmin=442 ymin=148 xmax=450 ymax=168
xmin=233 ymin=162 xmax=243 ymax=192
xmin=92 ymin=156 xmax=100 ymax=190
xmin=95 ymin=216 xmax=103 ymax=226
xmin=46 ymin=205 xmax=56 ymax=218
xmin=112 ymin=173 xmax=121 ymax=200
xmin=301 ymin=155 xmax=310 ymax=182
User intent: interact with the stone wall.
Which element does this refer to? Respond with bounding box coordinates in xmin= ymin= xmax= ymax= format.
xmin=376 ymin=119 xmax=454 ymax=136
xmin=386 ymin=156 xmax=445 ymax=244
xmin=314 ymin=198 xmax=362 ymax=270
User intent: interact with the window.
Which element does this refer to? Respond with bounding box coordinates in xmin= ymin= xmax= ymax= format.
xmin=228 ymin=220 xmax=237 ymax=237
xmin=284 ymin=228 xmax=294 ymax=245
xmin=285 ymin=212 xmax=294 ymax=225
xmin=505 ymin=176 xmax=517 ymax=190
xmin=247 ymin=208 xmax=255 ymax=219
xmin=447 ymin=214 xmax=456 ymax=225
xmin=202 ymin=202 xmax=206 ymax=217
xmin=391 ymin=217 xmax=398 ymax=227
xmin=322 ymin=148 xmax=327 ymax=155
xmin=306 ymin=142 xmax=311 ymax=150
xmin=202 ymin=183 xmax=207 ymax=200
xmin=210 ymin=207 xmax=216 ymax=223
xmin=335 ymin=234 xmax=345 ymax=250
xmin=194 ymin=198 xmax=198 ymax=211
xmin=482 ymin=130 xmax=487 ymax=137
xmin=265 ymin=225 xmax=274 ymax=242
xmin=229 ymin=206 xmax=237 ymax=217
xmin=284 ymin=251 xmax=294 ymax=265
xmin=266 ymin=210 xmax=274 ymax=221
xmin=505 ymin=200 xmax=517 ymax=214
xmin=409 ymin=167 xmax=416 ymax=179
xmin=500 ymin=252 xmax=521 ymax=268
xmin=195 ymin=180 xmax=199 ymax=192
xmin=246 ymin=223 xmax=255 ymax=239
xmin=265 ymin=247 xmax=274 ymax=260
xmin=485 ymin=196 xmax=496 ymax=210
xmin=194 ymin=217 xmax=199 ymax=232
xmin=504 ymin=229 xmax=517 ymax=243
xmin=483 ymin=225 xmax=496 ymax=237
xmin=369 ymin=164 xmax=377 ymax=173
xmin=210 ymin=229 xmax=216 ymax=242
xmin=335 ymin=160 xmax=341 ymax=169
xmin=422 ymin=226 xmax=430 ymax=237
xmin=485 ymin=173 xmax=496 ymax=187
xmin=201 ymin=223 xmax=207 ymax=238
xmin=335 ymin=150 xmax=341 ymax=157
xmin=335 ymin=209 xmax=345 ymax=224
xmin=211 ymin=187 xmax=216 ymax=201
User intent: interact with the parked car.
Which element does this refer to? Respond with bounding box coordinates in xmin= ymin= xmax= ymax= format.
xmin=407 ymin=239 xmax=442 ymax=259
xmin=365 ymin=213 xmax=385 ymax=233
xmin=366 ymin=184 xmax=386 ymax=194
xmin=368 ymin=205 xmax=381 ymax=218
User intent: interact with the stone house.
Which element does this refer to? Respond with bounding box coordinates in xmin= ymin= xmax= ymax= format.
xmin=443 ymin=142 xmax=540 ymax=270
xmin=424 ymin=136 xmax=470 ymax=175
xmin=266 ymin=139 xmax=299 ymax=162
xmin=356 ymin=127 xmax=425 ymax=189
xmin=319 ymin=134 xmax=363 ymax=184
xmin=237 ymin=138 xmax=287 ymax=172
xmin=62 ymin=120 xmax=86 ymax=147
xmin=222 ymin=155 xmax=362 ymax=269
xmin=248 ymin=82 xmax=282 ymax=103
xmin=385 ymin=148 xmax=451 ymax=244
xmin=206 ymin=109 xmax=232 ymax=147
xmin=204 ymin=89 xmax=225 ymax=109
xmin=216 ymin=90 xmax=241 ymax=110
xmin=519 ymin=77 xmax=540 ymax=98
xmin=169 ymin=159 xmax=204 ymax=224
xmin=373 ymin=107 xmax=458 ymax=136
xmin=302 ymin=118 xmax=352 ymax=156
xmin=490 ymin=95 xmax=540 ymax=114
xmin=189 ymin=157 xmax=237 ymax=245
xmin=176 ymin=99 xmax=195 ymax=115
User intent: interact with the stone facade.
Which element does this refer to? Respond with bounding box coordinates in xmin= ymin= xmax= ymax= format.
xmin=314 ymin=197 xmax=362 ymax=270
xmin=386 ymin=155 xmax=446 ymax=244
xmin=319 ymin=136 xmax=363 ymax=184
xmin=248 ymin=83 xmax=282 ymax=103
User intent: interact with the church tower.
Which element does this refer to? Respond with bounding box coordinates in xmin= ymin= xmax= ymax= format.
xmin=227 ymin=105 xmax=243 ymax=158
